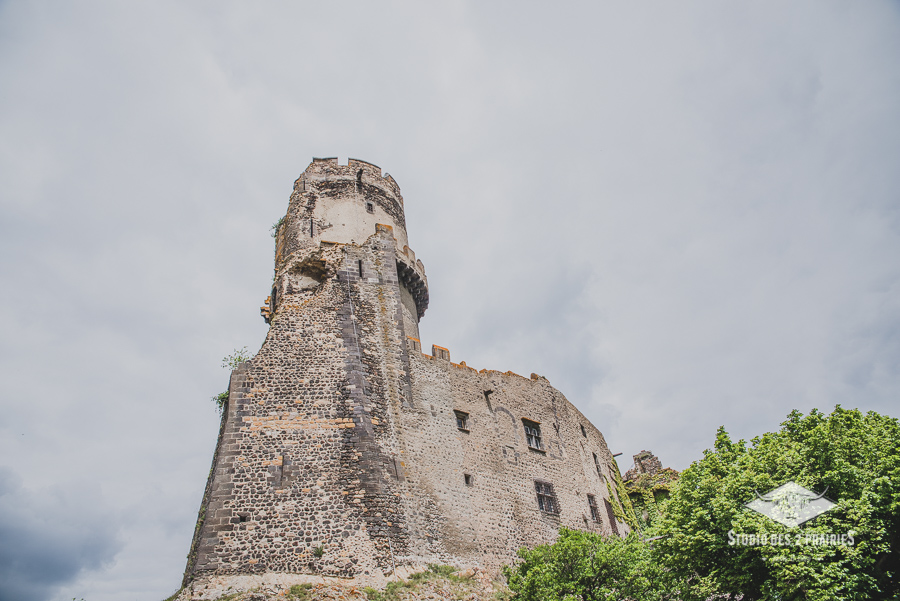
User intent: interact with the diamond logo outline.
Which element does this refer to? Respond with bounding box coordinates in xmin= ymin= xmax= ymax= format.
xmin=744 ymin=481 xmax=836 ymax=528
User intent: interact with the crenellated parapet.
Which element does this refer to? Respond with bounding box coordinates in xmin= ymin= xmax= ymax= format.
xmin=294 ymin=157 xmax=404 ymax=214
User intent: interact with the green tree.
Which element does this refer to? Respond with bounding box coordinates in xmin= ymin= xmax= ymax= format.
xmin=654 ymin=406 xmax=900 ymax=600
xmin=504 ymin=528 xmax=678 ymax=601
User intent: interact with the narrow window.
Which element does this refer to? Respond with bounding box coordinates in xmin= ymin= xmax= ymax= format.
xmin=523 ymin=420 xmax=543 ymax=450
xmin=310 ymin=219 xmax=314 ymax=237
xmin=593 ymin=452 xmax=604 ymax=479
xmin=366 ymin=201 xmax=375 ymax=214
xmin=587 ymin=494 xmax=600 ymax=522
xmin=358 ymin=260 xmax=363 ymax=278
xmin=464 ymin=474 xmax=473 ymax=486
xmin=604 ymin=498 xmax=620 ymax=535
xmin=455 ymin=410 xmax=469 ymax=431
xmin=580 ymin=424 xmax=587 ymax=438
xmin=483 ymin=390 xmax=493 ymax=412
xmin=535 ymin=481 xmax=557 ymax=513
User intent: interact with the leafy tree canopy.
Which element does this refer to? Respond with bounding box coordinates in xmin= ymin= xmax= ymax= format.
xmin=505 ymin=407 xmax=899 ymax=601
xmin=655 ymin=406 xmax=900 ymax=600
xmin=504 ymin=528 xmax=677 ymax=601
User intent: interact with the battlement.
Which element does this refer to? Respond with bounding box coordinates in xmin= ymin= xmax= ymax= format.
xmin=410 ymin=341 xmax=551 ymax=382
xmin=296 ymin=157 xmax=404 ymax=205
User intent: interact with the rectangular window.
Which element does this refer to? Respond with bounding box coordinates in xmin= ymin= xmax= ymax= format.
xmin=455 ymin=410 xmax=469 ymax=431
xmin=580 ymin=424 xmax=587 ymax=438
xmin=593 ymin=452 xmax=604 ymax=479
xmin=464 ymin=473 xmax=473 ymax=486
xmin=523 ymin=420 xmax=543 ymax=450
xmin=587 ymin=494 xmax=600 ymax=522
xmin=535 ymin=481 xmax=557 ymax=513
xmin=366 ymin=201 xmax=375 ymax=213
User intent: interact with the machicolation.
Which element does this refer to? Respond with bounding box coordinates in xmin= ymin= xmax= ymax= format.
xmin=181 ymin=158 xmax=629 ymax=598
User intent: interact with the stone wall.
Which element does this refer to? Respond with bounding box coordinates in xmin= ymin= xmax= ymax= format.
xmin=395 ymin=352 xmax=626 ymax=570
xmin=183 ymin=159 xmax=625 ymax=593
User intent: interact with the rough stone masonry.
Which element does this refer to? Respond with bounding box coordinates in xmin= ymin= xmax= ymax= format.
xmin=182 ymin=158 xmax=627 ymax=595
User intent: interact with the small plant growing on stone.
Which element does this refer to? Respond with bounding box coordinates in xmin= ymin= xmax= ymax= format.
xmin=362 ymin=588 xmax=384 ymax=601
xmin=222 ymin=347 xmax=250 ymax=370
xmin=312 ymin=545 xmax=324 ymax=558
xmin=287 ymin=583 xmax=313 ymax=600
xmin=210 ymin=348 xmax=249 ymax=415
xmin=271 ymin=217 xmax=285 ymax=238
xmin=383 ymin=581 xmax=415 ymax=598
xmin=211 ymin=391 xmax=229 ymax=415
xmin=428 ymin=564 xmax=459 ymax=578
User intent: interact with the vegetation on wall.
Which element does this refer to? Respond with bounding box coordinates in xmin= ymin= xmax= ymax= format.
xmin=222 ymin=346 xmax=250 ymax=370
xmin=271 ymin=216 xmax=285 ymax=238
xmin=210 ymin=348 xmax=251 ymax=414
xmin=606 ymin=459 xmax=641 ymax=531
xmin=211 ymin=390 xmax=229 ymax=414
xmin=624 ymin=467 xmax=679 ymax=528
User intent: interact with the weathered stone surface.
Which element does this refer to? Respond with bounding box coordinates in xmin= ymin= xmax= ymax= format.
xmin=623 ymin=450 xmax=665 ymax=481
xmin=182 ymin=158 xmax=625 ymax=594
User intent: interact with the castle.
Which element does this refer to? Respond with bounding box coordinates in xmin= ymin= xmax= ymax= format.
xmin=182 ymin=158 xmax=629 ymax=594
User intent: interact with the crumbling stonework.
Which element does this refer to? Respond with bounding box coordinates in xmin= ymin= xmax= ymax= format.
xmin=182 ymin=158 xmax=626 ymax=596
xmin=622 ymin=451 xmax=679 ymax=529
xmin=623 ymin=450 xmax=664 ymax=481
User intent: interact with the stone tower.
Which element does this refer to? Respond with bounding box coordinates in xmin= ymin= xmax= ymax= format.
xmin=183 ymin=158 xmax=627 ymax=593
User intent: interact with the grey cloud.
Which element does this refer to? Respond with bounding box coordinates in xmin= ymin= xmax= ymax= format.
xmin=0 ymin=468 xmax=121 ymax=601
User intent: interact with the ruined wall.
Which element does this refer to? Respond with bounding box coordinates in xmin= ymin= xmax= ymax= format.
xmin=623 ymin=450 xmax=665 ymax=481
xmin=184 ymin=159 xmax=624 ymax=591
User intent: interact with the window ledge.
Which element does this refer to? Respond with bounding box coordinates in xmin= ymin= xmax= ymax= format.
xmin=457 ymin=428 xmax=470 ymax=433
xmin=528 ymin=446 xmax=546 ymax=453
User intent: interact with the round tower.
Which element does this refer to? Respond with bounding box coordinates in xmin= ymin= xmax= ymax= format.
xmin=268 ymin=157 xmax=428 ymax=339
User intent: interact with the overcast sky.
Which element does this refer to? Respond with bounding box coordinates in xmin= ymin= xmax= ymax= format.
xmin=1 ymin=2 xmax=898 ymax=600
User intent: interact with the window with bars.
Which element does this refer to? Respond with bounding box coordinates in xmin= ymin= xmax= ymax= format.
xmin=455 ymin=410 xmax=469 ymax=431
xmin=523 ymin=420 xmax=543 ymax=450
xmin=587 ymin=494 xmax=600 ymax=522
xmin=535 ymin=481 xmax=557 ymax=513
